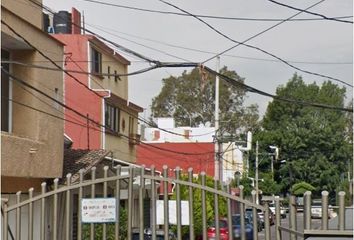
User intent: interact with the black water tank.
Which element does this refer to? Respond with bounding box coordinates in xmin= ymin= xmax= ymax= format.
xmin=53 ymin=11 xmax=72 ymax=34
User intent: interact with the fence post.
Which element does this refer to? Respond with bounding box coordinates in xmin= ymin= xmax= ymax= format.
xmin=116 ymin=166 xmax=122 ymax=239
xmin=102 ymin=166 xmax=109 ymax=240
xmin=321 ymin=191 xmax=329 ymax=230
xmin=200 ymin=172 xmax=207 ymax=240
xmin=303 ymin=191 xmax=312 ymax=231
xmin=275 ymin=196 xmax=281 ymax=240
xmin=90 ymin=167 xmax=96 ymax=240
xmin=16 ymin=191 xmax=21 ymax=240
xmin=264 ymin=202 xmax=270 ymax=240
xmin=128 ymin=167 xmax=134 ymax=240
xmin=226 ymin=185 xmax=233 ymax=240
xmin=163 ymin=165 xmax=169 ymax=240
xmin=78 ymin=169 xmax=84 ymax=240
xmin=289 ymin=195 xmax=297 ymax=240
xmin=188 ymin=168 xmax=195 ymax=240
xmin=65 ymin=174 xmax=72 ymax=240
xmin=338 ymin=191 xmax=346 ymax=231
xmin=251 ymin=190 xmax=258 ymax=240
xmin=41 ymin=182 xmax=47 ymax=240
xmin=3 ymin=199 xmax=8 ymax=240
xmin=213 ymin=178 xmax=220 ymax=240
xmin=175 ymin=166 xmax=182 ymax=240
xmin=239 ymin=185 xmax=245 ymax=240
xmin=151 ymin=165 xmax=157 ymax=240
xmin=29 ymin=187 xmax=34 ymax=240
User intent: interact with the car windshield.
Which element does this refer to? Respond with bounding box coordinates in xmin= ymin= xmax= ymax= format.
xmin=232 ymin=215 xmax=251 ymax=225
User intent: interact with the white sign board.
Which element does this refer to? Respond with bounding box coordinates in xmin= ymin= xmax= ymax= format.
xmin=81 ymin=198 xmax=116 ymax=223
xmin=156 ymin=200 xmax=189 ymax=225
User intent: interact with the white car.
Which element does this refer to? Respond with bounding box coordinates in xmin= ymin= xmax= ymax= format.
xmin=269 ymin=203 xmax=287 ymax=218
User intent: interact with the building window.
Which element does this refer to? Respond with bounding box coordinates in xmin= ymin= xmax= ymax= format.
xmin=107 ymin=66 xmax=111 ymax=79
xmin=1 ymin=49 xmax=10 ymax=132
xmin=105 ymin=103 xmax=120 ymax=133
xmin=91 ymin=47 xmax=102 ymax=74
xmin=129 ymin=116 xmax=134 ymax=135
xmin=114 ymin=70 xmax=119 ymax=82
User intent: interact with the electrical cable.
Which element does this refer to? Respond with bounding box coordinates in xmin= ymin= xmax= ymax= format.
xmin=2 ymin=69 xmax=222 ymax=156
xmin=159 ymin=0 xmax=353 ymax=88
xmin=76 ymin=0 xmax=352 ymax=22
xmin=267 ymin=0 xmax=353 ymax=24
xmin=29 ymin=0 xmax=159 ymax=64
xmin=1 ymin=20 xmax=201 ymax=138
xmin=2 ymin=60 xmax=159 ymax=77
xmin=203 ymin=66 xmax=353 ymax=113
xmin=86 ymin=22 xmax=353 ymax=65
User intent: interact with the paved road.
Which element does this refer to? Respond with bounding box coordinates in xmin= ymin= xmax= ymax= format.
xmin=257 ymin=212 xmax=322 ymax=240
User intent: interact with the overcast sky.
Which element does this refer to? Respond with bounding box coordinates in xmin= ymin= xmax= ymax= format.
xmin=43 ymin=0 xmax=353 ymax=118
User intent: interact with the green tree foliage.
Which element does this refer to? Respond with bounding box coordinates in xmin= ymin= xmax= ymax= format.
xmin=171 ymin=174 xmax=227 ymax=237
xmin=151 ymin=67 xmax=259 ymax=133
xmin=291 ymin=181 xmax=315 ymax=196
xmin=82 ymin=207 xmax=127 ymax=240
xmin=257 ymin=74 xmax=352 ymax=197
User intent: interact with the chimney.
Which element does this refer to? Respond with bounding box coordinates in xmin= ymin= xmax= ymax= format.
xmin=152 ymin=130 xmax=160 ymax=141
xmin=71 ymin=7 xmax=81 ymax=34
xmin=184 ymin=130 xmax=190 ymax=139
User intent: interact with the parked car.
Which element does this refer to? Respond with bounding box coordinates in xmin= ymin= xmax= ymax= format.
xmin=207 ymin=218 xmax=229 ymax=240
xmin=132 ymin=228 xmax=176 ymax=240
xmin=311 ymin=199 xmax=330 ymax=219
xmin=269 ymin=203 xmax=287 ymax=218
xmin=245 ymin=208 xmax=263 ymax=232
xmin=232 ymin=214 xmax=254 ymax=240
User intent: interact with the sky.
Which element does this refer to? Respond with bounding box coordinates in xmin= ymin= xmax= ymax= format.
xmin=43 ymin=0 xmax=353 ymax=118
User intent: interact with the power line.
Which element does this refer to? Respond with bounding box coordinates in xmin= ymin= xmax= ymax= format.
xmin=0 ymin=20 xmax=208 ymax=139
xmin=3 ymin=60 xmax=159 ymax=77
xmin=76 ymin=0 xmax=352 ymax=22
xmin=2 ymin=69 xmax=220 ymax=156
xmin=203 ymin=66 xmax=353 ymax=113
xmin=87 ymin=23 xmax=353 ymax=65
xmin=29 ymin=0 xmax=159 ymax=64
xmin=159 ymin=0 xmax=353 ymax=88
xmin=201 ymin=0 xmax=325 ymax=62
xmin=267 ymin=0 xmax=353 ymax=24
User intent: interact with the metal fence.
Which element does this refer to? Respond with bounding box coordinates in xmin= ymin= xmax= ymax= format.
xmin=274 ymin=191 xmax=353 ymax=240
xmin=2 ymin=165 xmax=271 ymax=240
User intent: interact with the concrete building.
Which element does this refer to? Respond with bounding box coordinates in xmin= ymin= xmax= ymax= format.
xmin=50 ymin=8 xmax=143 ymax=163
xmin=1 ymin=0 xmax=65 ymax=193
xmin=1 ymin=0 xmax=65 ymax=238
xmin=138 ymin=118 xmax=247 ymax=182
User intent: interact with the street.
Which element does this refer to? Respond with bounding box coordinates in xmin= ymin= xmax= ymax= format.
xmin=258 ymin=212 xmax=322 ymax=240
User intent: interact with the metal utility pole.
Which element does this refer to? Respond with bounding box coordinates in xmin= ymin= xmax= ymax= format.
xmin=255 ymin=141 xmax=259 ymax=204
xmin=214 ymin=56 xmax=221 ymax=181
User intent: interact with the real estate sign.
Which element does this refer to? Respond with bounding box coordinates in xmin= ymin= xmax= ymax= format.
xmin=156 ymin=200 xmax=190 ymax=225
xmin=81 ymin=198 xmax=116 ymax=223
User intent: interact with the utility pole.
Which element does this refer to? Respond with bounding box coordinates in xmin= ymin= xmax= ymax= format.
xmin=214 ymin=56 xmax=221 ymax=181
xmin=255 ymin=141 xmax=259 ymax=204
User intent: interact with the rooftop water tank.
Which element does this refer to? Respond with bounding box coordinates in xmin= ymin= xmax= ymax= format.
xmin=53 ymin=11 xmax=72 ymax=34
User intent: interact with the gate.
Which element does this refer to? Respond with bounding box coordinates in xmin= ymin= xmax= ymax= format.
xmin=2 ymin=165 xmax=270 ymax=240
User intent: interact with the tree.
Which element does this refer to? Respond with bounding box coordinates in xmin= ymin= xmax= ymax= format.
xmin=171 ymin=174 xmax=227 ymax=237
xmin=257 ymin=73 xmax=352 ymax=197
xmin=291 ymin=182 xmax=315 ymax=196
xmin=151 ymin=67 xmax=259 ymax=133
